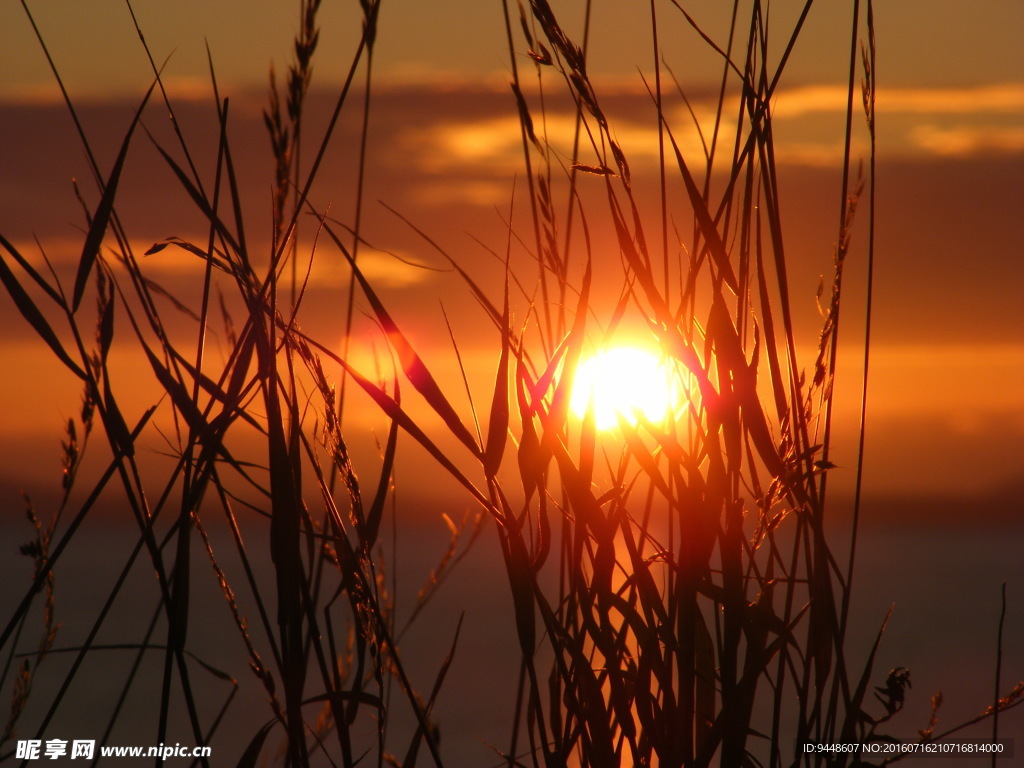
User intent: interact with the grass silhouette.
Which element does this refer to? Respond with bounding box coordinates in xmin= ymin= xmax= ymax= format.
xmin=2 ymin=1 xmax=1021 ymax=766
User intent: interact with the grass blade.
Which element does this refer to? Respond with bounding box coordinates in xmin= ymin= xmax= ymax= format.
xmin=0 ymin=251 xmax=86 ymax=380
xmin=325 ymin=221 xmax=483 ymax=458
xmin=72 ymin=81 xmax=155 ymax=313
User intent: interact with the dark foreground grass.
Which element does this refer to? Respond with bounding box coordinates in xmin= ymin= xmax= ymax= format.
xmin=2 ymin=1 xmax=1021 ymax=766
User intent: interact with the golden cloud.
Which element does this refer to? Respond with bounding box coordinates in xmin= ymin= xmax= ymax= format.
xmin=408 ymin=179 xmax=514 ymax=208
xmin=848 ymin=342 xmax=1024 ymax=417
xmin=399 ymin=83 xmax=1024 ymax=181
xmin=294 ymin=246 xmax=437 ymax=289
xmin=4 ymin=237 xmax=434 ymax=290
xmin=1 ymin=76 xmax=217 ymax=106
xmin=772 ymin=83 xmax=1024 ymax=117
xmin=399 ymin=107 xmax=718 ymax=178
xmin=911 ymin=124 xmax=1024 ymax=157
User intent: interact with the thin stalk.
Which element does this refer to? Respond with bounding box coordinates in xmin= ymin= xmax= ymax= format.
xmin=337 ymin=20 xmax=376 ymax=432
xmin=500 ymin=0 xmax=549 ymax=345
xmin=992 ymin=581 xmax=1007 ymax=766
xmin=560 ymin=0 xmax=593 ymax=290
xmin=839 ymin=0 xmax=876 ymax=651
xmin=649 ymin=0 xmax=669 ymax=302
xmin=817 ymin=0 xmax=861 ymax=486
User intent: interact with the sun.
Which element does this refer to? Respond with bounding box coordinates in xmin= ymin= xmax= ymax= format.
xmin=569 ymin=346 xmax=681 ymax=430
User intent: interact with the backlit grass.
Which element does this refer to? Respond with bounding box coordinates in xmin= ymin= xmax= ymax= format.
xmin=2 ymin=1 xmax=1021 ymax=766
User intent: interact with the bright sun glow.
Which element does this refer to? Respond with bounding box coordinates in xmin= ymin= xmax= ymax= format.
xmin=569 ymin=346 xmax=681 ymax=430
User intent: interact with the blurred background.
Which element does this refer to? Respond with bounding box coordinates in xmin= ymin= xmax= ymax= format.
xmin=2 ymin=1 xmax=1021 ymax=764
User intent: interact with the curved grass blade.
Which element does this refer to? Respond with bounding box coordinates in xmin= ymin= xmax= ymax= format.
xmin=0 ymin=250 xmax=86 ymax=381
xmin=663 ymin=123 xmax=739 ymax=294
xmin=324 ymin=221 xmax=482 ymax=458
xmin=0 ymin=234 xmax=62 ymax=305
xmin=338 ymin=357 xmax=489 ymax=509
xmin=364 ymin=411 xmax=398 ymax=551
xmin=72 ymin=81 xmax=156 ymax=313
xmin=102 ymin=375 xmax=136 ymax=459
xmin=485 ymin=276 xmax=512 ymax=477
xmin=400 ymin=614 xmax=464 ymax=767
xmin=235 ymin=722 xmax=274 ymax=768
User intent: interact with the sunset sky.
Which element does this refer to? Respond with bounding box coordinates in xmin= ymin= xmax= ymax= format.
xmin=2 ymin=1 xmax=1022 ymax=504
xmin=1 ymin=3 xmax=1022 ymax=764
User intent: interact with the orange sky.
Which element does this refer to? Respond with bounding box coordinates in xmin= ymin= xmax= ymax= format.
xmin=3 ymin=1 xmax=1023 ymax=95
xmin=2 ymin=1 xmax=1023 ymax=507
xmin=3 ymin=9 xmax=1024 ymax=768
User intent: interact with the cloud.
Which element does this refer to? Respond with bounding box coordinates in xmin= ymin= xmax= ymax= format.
xmin=855 ymin=342 xmax=1024 ymax=418
xmin=373 ymin=70 xmax=510 ymax=94
xmin=910 ymin=124 xmax=1024 ymax=157
xmin=768 ymin=83 xmax=1024 ymax=161
xmin=400 ymin=115 xmax=523 ymax=173
xmin=294 ymin=246 xmax=438 ymax=289
xmin=772 ymin=83 xmax=1024 ymax=117
xmin=139 ymin=240 xmax=438 ymax=289
xmin=769 ymin=139 xmax=865 ymax=168
xmin=398 ymin=107 xmax=715 ymax=179
xmin=395 ymin=81 xmax=1024 ymax=184
xmin=770 ymin=85 xmax=850 ymax=117
xmin=6 ymin=236 xmax=222 ymax=274
xmin=878 ymin=83 xmax=1024 ymax=114
xmin=408 ymin=179 xmax=514 ymax=208
xmin=3 ymin=236 xmax=435 ymax=291
xmin=1 ymin=76 xmax=217 ymax=106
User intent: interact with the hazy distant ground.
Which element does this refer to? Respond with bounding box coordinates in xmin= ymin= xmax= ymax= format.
xmin=1 ymin=497 xmax=1020 ymax=766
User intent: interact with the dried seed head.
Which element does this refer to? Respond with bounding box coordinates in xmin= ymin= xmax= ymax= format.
xmin=80 ymin=386 xmax=95 ymax=432
xmin=527 ymin=43 xmax=552 ymax=66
